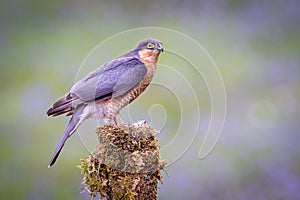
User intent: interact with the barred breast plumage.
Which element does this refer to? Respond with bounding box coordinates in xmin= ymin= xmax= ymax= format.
xmin=103 ymin=62 xmax=157 ymax=120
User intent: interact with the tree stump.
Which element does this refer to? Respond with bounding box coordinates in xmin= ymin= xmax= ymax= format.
xmin=79 ymin=124 xmax=165 ymax=200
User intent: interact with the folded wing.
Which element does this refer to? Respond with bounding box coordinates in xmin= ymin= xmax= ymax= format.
xmin=47 ymin=57 xmax=147 ymax=117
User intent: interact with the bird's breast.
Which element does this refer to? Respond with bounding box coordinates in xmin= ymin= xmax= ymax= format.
xmin=103 ymin=62 xmax=157 ymax=120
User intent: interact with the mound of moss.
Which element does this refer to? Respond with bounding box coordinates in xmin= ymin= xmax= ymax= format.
xmin=79 ymin=124 xmax=166 ymax=200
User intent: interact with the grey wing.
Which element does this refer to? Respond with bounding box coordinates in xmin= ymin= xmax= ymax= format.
xmin=70 ymin=57 xmax=147 ymax=102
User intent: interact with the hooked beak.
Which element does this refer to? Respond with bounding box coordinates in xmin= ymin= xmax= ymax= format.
xmin=156 ymin=43 xmax=164 ymax=52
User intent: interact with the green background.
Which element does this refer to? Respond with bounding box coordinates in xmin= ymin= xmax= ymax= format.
xmin=1 ymin=0 xmax=299 ymax=199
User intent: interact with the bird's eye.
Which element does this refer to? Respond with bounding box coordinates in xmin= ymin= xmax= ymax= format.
xmin=147 ymin=43 xmax=154 ymax=49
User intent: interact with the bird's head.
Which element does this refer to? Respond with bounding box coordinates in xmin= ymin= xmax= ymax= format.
xmin=135 ymin=38 xmax=163 ymax=64
xmin=136 ymin=38 xmax=163 ymax=53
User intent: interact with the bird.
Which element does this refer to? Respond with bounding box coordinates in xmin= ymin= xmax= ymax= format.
xmin=46 ymin=38 xmax=163 ymax=167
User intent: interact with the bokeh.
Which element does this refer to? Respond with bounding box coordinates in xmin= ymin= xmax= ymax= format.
xmin=1 ymin=0 xmax=299 ymax=199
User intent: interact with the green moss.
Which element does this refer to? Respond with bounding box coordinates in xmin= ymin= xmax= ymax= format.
xmin=78 ymin=124 xmax=166 ymax=200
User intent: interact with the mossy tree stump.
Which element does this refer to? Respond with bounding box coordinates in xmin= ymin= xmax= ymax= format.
xmin=79 ymin=124 xmax=165 ymax=200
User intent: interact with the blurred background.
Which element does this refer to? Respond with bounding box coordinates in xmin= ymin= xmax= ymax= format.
xmin=1 ymin=0 xmax=299 ymax=199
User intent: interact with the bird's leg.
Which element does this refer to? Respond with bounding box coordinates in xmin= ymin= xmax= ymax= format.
xmin=117 ymin=113 xmax=125 ymax=124
xmin=113 ymin=116 xmax=118 ymax=126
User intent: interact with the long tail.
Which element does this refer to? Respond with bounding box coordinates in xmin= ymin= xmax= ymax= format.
xmin=48 ymin=105 xmax=86 ymax=167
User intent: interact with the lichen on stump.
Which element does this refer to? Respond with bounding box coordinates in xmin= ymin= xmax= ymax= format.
xmin=79 ymin=124 xmax=165 ymax=200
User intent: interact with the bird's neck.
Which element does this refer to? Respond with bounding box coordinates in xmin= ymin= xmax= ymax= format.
xmin=138 ymin=49 xmax=160 ymax=66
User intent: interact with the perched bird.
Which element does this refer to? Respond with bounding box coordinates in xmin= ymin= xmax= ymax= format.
xmin=46 ymin=39 xmax=163 ymax=167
